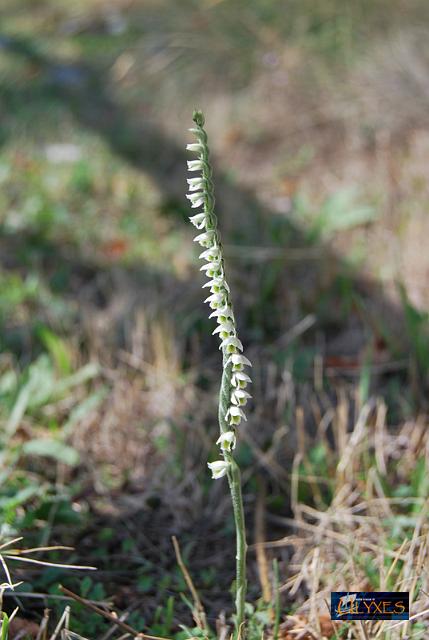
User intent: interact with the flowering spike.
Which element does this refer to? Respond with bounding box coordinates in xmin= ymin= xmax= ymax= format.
xmin=185 ymin=111 xmax=249 ymax=630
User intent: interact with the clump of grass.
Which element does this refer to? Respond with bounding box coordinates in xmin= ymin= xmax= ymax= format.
xmin=266 ymin=397 xmax=429 ymax=639
xmin=0 ymin=536 xmax=96 ymax=640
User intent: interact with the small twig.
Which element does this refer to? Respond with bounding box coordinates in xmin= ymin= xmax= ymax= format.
xmin=9 ymin=606 xmax=19 ymax=623
xmin=99 ymin=606 xmax=134 ymax=640
xmin=59 ymin=586 xmax=171 ymax=640
xmin=0 ymin=554 xmax=12 ymax=586
xmin=3 ymin=556 xmax=97 ymax=570
xmin=2 ymin=590 xmax=111 ymax=606
xmin=171 ymin=536 xmax=208 ymax=634
xmin=49 ymin=606 xmax=70 ymax=640
xmin=36 ymin=609 xmax=50 ymax=640
xmin=8 ymin=546 xmax=74 ymax=555
xmin=0 ymin=538 xmax=23 ymax=551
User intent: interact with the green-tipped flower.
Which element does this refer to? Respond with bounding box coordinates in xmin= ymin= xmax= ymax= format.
xmin=186 ymin=111 xmax=252 ymax=442
xmin=216 ymin=431 xmax=237 ymax=451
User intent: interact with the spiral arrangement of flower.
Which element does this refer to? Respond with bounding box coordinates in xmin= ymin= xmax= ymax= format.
xmin=185 ymin=110 xmax=250 ymax=634
xmin=186 ymin=111 xmax=252 ymax=473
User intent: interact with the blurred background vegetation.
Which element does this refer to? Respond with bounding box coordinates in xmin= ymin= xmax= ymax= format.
xmin=1 ymin=1 xmax=429 ymax=637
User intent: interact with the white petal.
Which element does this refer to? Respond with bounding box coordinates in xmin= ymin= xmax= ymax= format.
xmin=212 ymin=321 xmax=234 ymax=335
xmin=209 ymin=306 xmax=234 ymax=320
xmin=186 ymin=191 xmax=204 ymax=202
xmin=202 ymin=278 xmax=229 ymax=293
xmin=207 ymin=460 xmax=230 ymax=479
xmin=187 ymin=177 xmax=205 ymax=192
xmin=188 ymin=127 xmax=206 ymax=139
xmin=231 ymin=372 xmax=252 ymax=387
xmin=199 ymin=247 xmax=220 ymax=261
xmin=202 ymin=277 xmax=223 ymax=289
xmin=231 ymin=389 xmax=252 ymax=405
xmin=226 ymin=405 xmax=247 ymax=425
xmin=186 ymin=142 xmax=203 ymax=152
xmin=226 ymin=406 xmax=244 ymax=417
xmin=216 ymin=431 xmax=236 ymax=451
xmin=220 ymin=336 xmax=243 ymax=352
xmin=204 ymin=293 xmax=226 ymax=308
xmin=204 ymin=292 xmax=224 ymax=302
xmin=188 ymin=160 xmax=203 ymax=171
xmin=189 ymin=213 xmax=206 ymax=229
xmin=186 ymin=192 xmax=205 ymax=208
xmin=200 ymin=261 xmax=221 ymax=272
xmin=193 ymin=231 xmax=215 ymax=246
xmin=229 ymin=354 xmax=252 ymax=367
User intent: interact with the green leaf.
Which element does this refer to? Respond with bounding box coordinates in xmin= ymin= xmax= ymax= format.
xmin=80 ymin=576 xmax=93 ymax=598
xmin=37 ymin=325 xmax=72 ymax=375
xmin=137 ymin=574 xmax=155 ymax=593
xmin=22 ymin=439 xmax=80 ymax=466
xmin=63 ymin=388 xmax=107 ymax=436
xmin=0 ymin=485 xmax=41 ymax=509
xmin=298 ymin=188 xmax=378 ymax=241
xmin=1 ymin=612 xmax=9 ymax=640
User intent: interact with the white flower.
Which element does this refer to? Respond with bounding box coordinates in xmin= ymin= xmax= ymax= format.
xmin=216 ymin=431 xmax=236 ymax=451
xmin=231 ymin=389 xmax=251 ymax=406
xmin=220 ymin=336 xmax=243 ymax=353
xmin=209 ymin=306 xmax=234 ymax=321
xmin=212 ymin=321 xmax=234 ymax=337
xmin=188 ymin=159 xmax=204 ymax=171
xmin=228 ymin=354 xmax=252 ymax=369
xmin=186 ymin=142 xmax=204 ymax=152
xmin=199 ymin=247 xmax=221 ymax=261
xmin=201 ymin=266 xmax=222 ymax=279
xmin=200 ymin=260 xmax=221 ymax=273
xmin=189 ymin=213 xmax=206 ymax=229
xmin=194 ymin=230 xmax=215 ymax=247
xmin=188 ymin=127 xmax=206 ymax=139
xmin=204 ymin=292 xmax=227 ymax=308
xmin=208 ymin=460 xmax=230 ymax=479
xmin=187 ymin=177 xmax=205 ymax=191
xmin=231 ymin=371 xmax=252 ymax=388
xmin=202 ymin=277 xmax=229 ymax=293
xmin=186 ymin=192 xmax=205 ymax=208
xmin=226 ymin=406 xmax=247 ymax=425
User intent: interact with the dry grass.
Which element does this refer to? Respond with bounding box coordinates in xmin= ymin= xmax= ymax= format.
xmin=256 ymin=397 xmax=429 ymax=639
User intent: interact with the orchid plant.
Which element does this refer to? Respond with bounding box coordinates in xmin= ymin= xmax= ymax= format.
xmin=186 ymin=110 xmax=251 ymax=636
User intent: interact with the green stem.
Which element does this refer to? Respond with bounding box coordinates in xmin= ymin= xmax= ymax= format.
xmin=227 ymin=458 xmax=247 ymax=635
xmin=219 ymin=363 xmax=247 ymax=637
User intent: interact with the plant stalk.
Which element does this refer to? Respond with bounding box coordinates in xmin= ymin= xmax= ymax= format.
xmin=219 ymin=362 xmax=247 ymax=636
